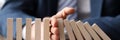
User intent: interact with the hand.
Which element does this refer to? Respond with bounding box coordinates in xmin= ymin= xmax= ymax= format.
xmin=31 ymin=7 xmax=75 ymax=40
xmin=50 ymin=7 xmax=75 ymax=40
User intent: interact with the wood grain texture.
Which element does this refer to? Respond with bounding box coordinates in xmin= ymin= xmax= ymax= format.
xmin=58 ymin=19 xmax=65 ymax=40
xmin=92 ymin=23 xmax=111 ymax=40
xmin=41 ymin=18 xmax=50 ymax=40
xmin=16 ymin=18 xmax=22 ymax=40
xmin=7 ymin=18 xmax=13 ymax=40
xmin=70 ymin=20 xmax=83 ymax=40
xmin=26 ymin=18 xmax=32 ymax=40
xmin=83 ymin=22 xmax=101 ymax=40
xmin=35 ymin=18 xmax=41 ymax=40
xmin=64 ymin=20 xmax=75 ymax=40
xmin=76 ymin=21 xmax=92 ymax=40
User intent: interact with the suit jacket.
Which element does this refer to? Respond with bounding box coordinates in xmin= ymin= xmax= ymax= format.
xmin=87 ymin=0 xmax=120 ymax=40
xmin=0 ymin=0 xmax=120 ymax=40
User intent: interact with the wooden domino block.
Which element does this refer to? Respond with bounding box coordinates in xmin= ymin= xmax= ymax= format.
xmin=7 ymin=18 xmax=13 ymax=40
xmin=92 ymin=23 xmax=111 ymax=40
xmin=83 ymin=22 xmax=101 ymax=40
xmin=35 ymin=18 xmax=41 ymax=40
xmin=76 ymin=21 xmax=92 ymax=40
xmin=70 ymin=20 xmax=83 ymax=40
xmin=26 ymin=18 xmax=32 ymax=40
xmin=58 ymin=19 xmax=66 ymax=40
xmin=5 ymin=18 xmax=111 ymax=40
xmin=63 ymin=20 xmax=75 ymax=40
xmin=16 ymin=18 xmax=22 ymax=40
xmin=41 ymin=18 xmax=50 ymax=40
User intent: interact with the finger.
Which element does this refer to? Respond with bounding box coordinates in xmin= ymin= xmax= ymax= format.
xmin=50 ymin=7 xmax=74 ymax=27
xmin=51 ymin=27 xmax=59 ymax=35
xmin=49 ymin=32 xmax=52 ymax=40
xmin=31 ymin=24 xmax=35 ymax=40
xmin=51 ymin=35 xmax=59 ymax=40
xmin=53 ymin=7 xmax=75 ymax=19
xmin=50 ymin=17 xmax=58 ymax=27
xmin=50 ymin=7 xmax=74 ymax=40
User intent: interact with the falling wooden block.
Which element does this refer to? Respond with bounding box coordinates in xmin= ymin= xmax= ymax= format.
xmin=5 ymin=18 xmax=111 ymax=40
xmin=83 ymin=22 xmax=101 ymax=40
xmin=16 ymin=18 xmax=22 ymax=40
xmin=26 ymin=18 xmax=32 ymax=40
xmin=35 ymin=18 xmax=41 ymax=40
xmin=7 ymin=18 xmax=13 ymax=40
xmin=58 ymin=19 xmax=66 ymax=40
xmin=92 ymin=23 xmax=111 ymax=40
xmin=76 ymin=21 xmax=92 ymax=40
xmin=41 ymin=18 xmax=50 ymax=40
xmin=63 ymin=20 xmax=75 ymax=40
xmin=70 ymin=20 xmax=83 ymax=40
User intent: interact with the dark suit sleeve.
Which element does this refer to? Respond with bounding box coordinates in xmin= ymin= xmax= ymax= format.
xmin=83 ymin=15 xmax=120 ymax=40
xmin=0 ymin=0 xmax=37 ymax=38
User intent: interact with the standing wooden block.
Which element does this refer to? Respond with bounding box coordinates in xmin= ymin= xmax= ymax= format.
xmin=58 ymin=19 xmax=65 ymax=40
xmin=92 ymin=23 xmax=111 ymax=40
xmin=83 ymin=22 xmax=101 ymax=40
xmin=76 ymin=21 xmax=92 ymax=40
xmin=35 ymin=18 xmax=41 ymax=40
xmin=41 ymin=18 xmax=50 ymax=40
xmin=7 ymin=18 xmax=13 ymax=40
xmin=70 ymin=20 xmax=83 ymax=40
xmin=16 ymin=18 xmax=22 ymax=40
xmin=64 ymin=20 xmax=75 ymax=40
xmin=26 ymin=18 xmax=32 ymax=40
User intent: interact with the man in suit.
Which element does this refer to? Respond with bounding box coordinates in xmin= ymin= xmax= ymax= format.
xmin=0 ymin=0 xmax=120 ymax=40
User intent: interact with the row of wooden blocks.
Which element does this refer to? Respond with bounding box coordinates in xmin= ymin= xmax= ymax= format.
xmin=1 ymin=18 xmax=111 ymax=40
